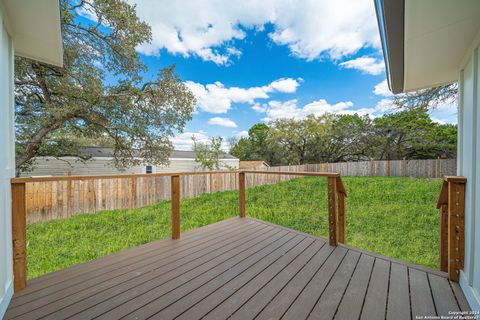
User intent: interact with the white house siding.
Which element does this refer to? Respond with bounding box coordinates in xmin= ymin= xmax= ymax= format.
xmin=458 ymin=36 xmax=480 ymax=311
xmin=0 ymin=5 xmax=14 ymax=318
xmin=20 ymin=157 xmax=240 ymax=177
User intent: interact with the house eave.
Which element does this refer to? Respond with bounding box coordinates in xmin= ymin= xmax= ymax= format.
xmin=1 ymin=0 xmax=63 ymax=67
xmin=374 ymin=0 xmax=405 ymax=94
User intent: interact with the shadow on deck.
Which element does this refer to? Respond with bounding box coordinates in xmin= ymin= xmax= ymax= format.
xmin=5 ymin=217 xmax=470 ymax=320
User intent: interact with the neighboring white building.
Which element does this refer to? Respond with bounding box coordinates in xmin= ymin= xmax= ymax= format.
xmin=20 ymin=147 xmax=240 ymax=177
xmin=375 ymin=0 xmax=480 ymax=311
xmin=0 ymin=0 xmax=63 ymax=317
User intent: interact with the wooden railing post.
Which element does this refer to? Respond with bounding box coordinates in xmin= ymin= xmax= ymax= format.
xmin=12 ymin=182 xmax=27 ymax=292
xmin=446 ymin=177 xmax=466 ymax=282
xmin=437 ymin=176 xmax=466 ymax=281
xmin=171 ymin=175 xmax=180 ymax=240
xmin=239 ymin=172 xmax=246 ymax=218
xmin=327 ymin=177 xmax=338 ymax=246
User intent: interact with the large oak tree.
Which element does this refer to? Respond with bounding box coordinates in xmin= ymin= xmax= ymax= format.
xmin=15 ymin=0 xmax=195 ymax=173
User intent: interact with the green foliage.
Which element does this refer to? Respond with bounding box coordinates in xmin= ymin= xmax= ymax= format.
xmin=27 ymin=176 xmax=441 ymax=279
xmin=15 ymin=0 xmax=195 ymax=173
xmin=230 ymin=109 xmax=457 ymax=165
xmin=373 ymin=107 xmax=457 ymax=159
xmin=192 ymin=136 xmax=227 ymax=170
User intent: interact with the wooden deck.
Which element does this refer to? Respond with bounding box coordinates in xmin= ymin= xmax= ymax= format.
xmin=5 ymin=217 xmax=470 ymax=320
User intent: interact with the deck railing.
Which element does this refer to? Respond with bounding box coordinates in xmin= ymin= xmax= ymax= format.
xmin=11 ymin=170 xmax=346 ymax=292
xmin=436 ymin=176 xmax=467 ymax=282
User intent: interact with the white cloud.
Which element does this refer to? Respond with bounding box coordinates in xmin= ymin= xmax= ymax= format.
xmin=128 ymin=0 xmax=380 ymax=64
xmin=267 ymin=77 xmax=303 ymax=93
xmin=256 ymin=94 xmax=408 ymax=121
xmin=171 ymin=131 xmax=209 ymax=150
xmin=171 ymin=130 xmax=231 ymax=151
xmin=208 ymin=117 xmax=238 ymax=128
xmin=185 ymin=77 xmax=301 ymax=113
xmin=235 ymin=130 xmax=249 ymax=138
xmin=373 ymin=80 xmax=393 ymax=96
xmin=339 ymin=56 xmax=385 ymax=75
xmin=258 ymin=98 xmax=376 ymax=122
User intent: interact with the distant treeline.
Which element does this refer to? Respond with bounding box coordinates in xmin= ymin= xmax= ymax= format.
xmin=229 ymin=107 xmax=457 ymax=166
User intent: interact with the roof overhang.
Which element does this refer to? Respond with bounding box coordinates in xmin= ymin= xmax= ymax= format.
xmin=375 ymin=0 xmax=480 ymax=93
xmin=1 ymin=0 xmax=63 ymax=67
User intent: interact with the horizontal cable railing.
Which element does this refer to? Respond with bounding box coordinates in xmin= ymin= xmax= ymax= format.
xmin=10 ymin=170 xmax=347 ymax=292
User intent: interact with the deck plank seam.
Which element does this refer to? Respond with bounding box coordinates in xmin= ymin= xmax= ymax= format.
xmin=8 ymin=224 xmax=278 ymax=319
xmin=229 ymin=240 xmax=327 ymax=320
xmin=330 ymin=251 xmax=363 ymax=320
xmin=197 ymin=238 xmax=318 ymax=320
xmin=357 ymin=256 xmax=376 ymax=320
xmin=304 ymin=248 xmax=350 ymax=320
xmin=146 ymin=234 xmax=307 ymax=320
xmin=246 ymin=242 xmax=334 ymax=320
xmin=407 ymin=267 xmax=413 ymax=320
xmin=271 ymin=245 xmax=338 ymax=320
xmin=99 ymin=231 xmax=296 ymax=320
xmin=426 ymin=268 xmax=439 ymax=316
xmin=448 ymin=280 xmax=465 ymax=311
xmin=384 ymin=260 xmax=392 ymax=319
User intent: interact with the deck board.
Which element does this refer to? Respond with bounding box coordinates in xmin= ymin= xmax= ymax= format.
xmin=334 ymin=253 xmax=375 ymax=320
xmin=386 ymin=263 xmax=411 ymax=320
xmin=5 ymin=217 xmax=470 ymax=320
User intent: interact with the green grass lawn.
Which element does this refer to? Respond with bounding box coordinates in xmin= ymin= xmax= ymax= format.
xmin=27 ymin=176 xmax=442 ymax=279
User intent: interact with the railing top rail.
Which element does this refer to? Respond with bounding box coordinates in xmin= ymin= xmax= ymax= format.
xmin=241 ymin=170 xmax=340 ymax=177
xmin=436 ymin=176 xmax=467 ymax=208
xmin=11 ymin=170 xmax=243 ymax=183
xmin=443 ymin=176 xmax=467 ymax=183
xmin=12 ymin=169 xmax=342 ymax=183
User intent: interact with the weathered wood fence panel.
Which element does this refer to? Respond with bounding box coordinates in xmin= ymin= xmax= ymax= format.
xmin=23 ymin=159 xmax=455 ymax=224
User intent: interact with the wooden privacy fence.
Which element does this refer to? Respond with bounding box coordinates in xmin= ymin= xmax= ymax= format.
xmin=11 ymin=170 xmax=347 ymax=292
xmin=437 ymin=176 xmax=467 ymax=282
xmin=277 ymin=158 xmax=456 ymax=178
xmin=19 ymin=158 xmax=455 ymax=224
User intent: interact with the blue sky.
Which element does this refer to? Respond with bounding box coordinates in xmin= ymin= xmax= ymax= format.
xmin=82 ymin=0 xmax=458 ymax=150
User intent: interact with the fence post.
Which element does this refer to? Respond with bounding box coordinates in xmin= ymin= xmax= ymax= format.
xmin=239 ymin=172 xmax=246 ymax=218
xmin=327 ymin=177 xmax=338 ymax=246
xmin=447 ymin=177 xmax=466 ymax=281
xmin=12 ymin=182 xmax=27 ymax=292
xmin=171 ymin=175 xmax=180 ymax=240
xmin=131 ymin=176 xmax=137 ymax=208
